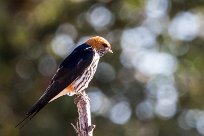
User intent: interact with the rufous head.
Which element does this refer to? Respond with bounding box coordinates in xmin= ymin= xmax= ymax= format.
xmin=86 ymin=36 xmax=113 ymax=56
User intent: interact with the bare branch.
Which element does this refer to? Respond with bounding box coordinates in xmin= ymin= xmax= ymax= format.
xmin=72 ymin=91 xmax=95 ymax=136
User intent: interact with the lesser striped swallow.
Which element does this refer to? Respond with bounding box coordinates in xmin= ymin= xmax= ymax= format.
xmin=16 ymin=36 xmax=112 ymax=128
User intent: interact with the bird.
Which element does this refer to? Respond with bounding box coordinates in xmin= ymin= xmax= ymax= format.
xmin=16 ymin=36 xmax=113 ymax=128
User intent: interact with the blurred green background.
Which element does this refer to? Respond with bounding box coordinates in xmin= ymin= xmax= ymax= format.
xmin=1 ymin=0 xmax=204 ymax=135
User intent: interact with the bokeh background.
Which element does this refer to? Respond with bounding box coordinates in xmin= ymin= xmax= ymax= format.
xmin=1 ymin=0 xmax=204 ymax=135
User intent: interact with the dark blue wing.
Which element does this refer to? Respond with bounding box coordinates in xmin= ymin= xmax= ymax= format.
xmin=51 ymin=43 xmax=94 ymax=83
xmin=16 ymin=43 xmax=94 ymax=128
xmin=59 ymin=43 xmax=94 ymax=68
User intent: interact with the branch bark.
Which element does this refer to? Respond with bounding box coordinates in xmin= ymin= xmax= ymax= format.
xmin=72 ymin=91 xmax=95 ymax=136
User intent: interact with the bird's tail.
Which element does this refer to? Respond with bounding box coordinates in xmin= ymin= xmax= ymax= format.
xmin=15 ymin=81 xmax=64 ymax=129
xmin=15 ymin=96 xmax=48 ymax=129
xmin=15 ymin=83 xmax=59 ymax=129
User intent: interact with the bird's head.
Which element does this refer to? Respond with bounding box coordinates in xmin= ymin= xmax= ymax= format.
xmin=86 ymin=36 xmax=113 ymax=56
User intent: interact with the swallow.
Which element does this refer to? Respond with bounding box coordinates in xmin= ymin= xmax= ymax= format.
xmin=16 ymin=36 xmax=113 ymax=128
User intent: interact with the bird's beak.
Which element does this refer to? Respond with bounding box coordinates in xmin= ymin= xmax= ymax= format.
xmin=108 ymin=48 xmax=113 ymax=53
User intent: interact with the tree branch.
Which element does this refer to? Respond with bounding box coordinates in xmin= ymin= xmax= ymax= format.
xmin=72 ymin=91 xmax=95 ymax=136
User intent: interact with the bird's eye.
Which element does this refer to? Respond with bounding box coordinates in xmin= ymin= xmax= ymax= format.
xmin=102 ymin=43 xmax=108 ymax=48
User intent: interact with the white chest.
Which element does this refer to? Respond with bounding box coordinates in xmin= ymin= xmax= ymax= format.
xmin=73 ymin=52 xmax=100 ymax=93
